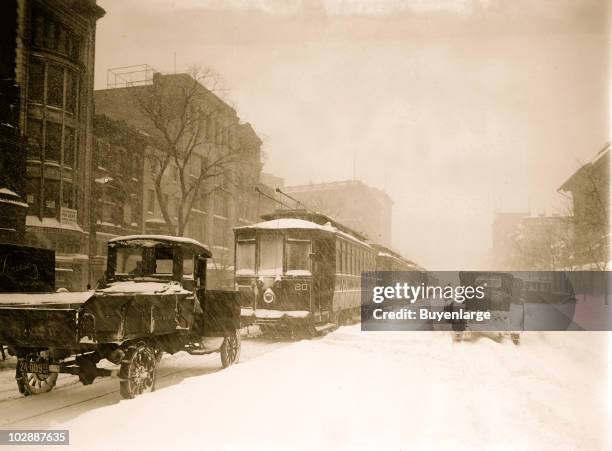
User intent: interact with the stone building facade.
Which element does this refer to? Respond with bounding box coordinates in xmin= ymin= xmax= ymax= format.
xmin=0 ymin=0 xmax=104 ymax=290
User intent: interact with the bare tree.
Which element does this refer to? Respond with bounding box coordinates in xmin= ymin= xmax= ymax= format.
xmin=510 ymin=152 xmax=609 ymax=271
xmin=133 ymin=67 xmax=249 ymax=236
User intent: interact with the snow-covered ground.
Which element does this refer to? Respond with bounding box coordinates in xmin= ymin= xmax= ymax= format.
xmin=2 ymin=327 xmax=608 ymax=451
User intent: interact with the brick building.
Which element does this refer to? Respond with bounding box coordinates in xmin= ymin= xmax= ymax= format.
xmin=94 ymin=70 xmax=266 ymax=287
xmin=283 ymin=180 xmax=393 ymax=247
xmin=0 ymin=0 xmax=104 ymax=290
xmin=89 ymin=114 xmax=147 ymax=283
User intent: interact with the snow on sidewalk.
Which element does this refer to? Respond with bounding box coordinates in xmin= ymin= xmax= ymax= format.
xmin=25 ymin=327 xmax=609 ymax=451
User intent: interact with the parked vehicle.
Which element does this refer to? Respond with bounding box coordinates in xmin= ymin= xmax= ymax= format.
xmin=0 ymin=235 xmax=241 ymax=399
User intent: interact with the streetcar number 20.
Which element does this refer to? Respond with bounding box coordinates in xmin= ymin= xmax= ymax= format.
xmin=295 ymin=283 xmax=308 ymax=291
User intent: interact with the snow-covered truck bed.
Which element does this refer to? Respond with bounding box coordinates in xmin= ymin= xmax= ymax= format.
xmin=0 ymin=236 xmax=241 ymax=399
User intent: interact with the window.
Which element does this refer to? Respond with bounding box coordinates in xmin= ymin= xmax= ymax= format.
xmin=236 ymin=240 xmax=256 ymax=275
xmin=213 ymin=193 xmax=228 ymax=218
xmin=154 ymin=247 xmax=174 ymax=275
xmin=64 ymin=127 xmax=74 ymax=168
xmin=26 ymin=177 xmax=41 ymax=216
xmin=31 ymin=8 xmax=82 ymax=63
xmin=61 ymin=182 xmax=74 ymax=208
xmin=259 ymin=234 xmax=283 ymax=276
xmin=173 ymin=195 xmax=180 ymax=217
xmin=183 ymin=256 xmax=194 ymax=278
xmin=287 ymin=239 xmax=311 ymax=275
xmin=44 ymin=179 xmax=59 ymax=218
xmin=66 ymin=70 xmax=77 ymax=113
xmin=190 ymin=156 xmax=200 ymax=177
xmin=28 ymin=59 xmax=44 ymax=104
xmin=132 ymin=154 xmax=141 ymax=178
xmin=45 ymin=19 xmax=57 ymax=51
xmin=27 ymin=119 xmax=43 ymax=160
xmin=213 ymin=217 xmax=227 ymax=247
xmin=336 ymin=243 xmax=341 ymax=272
xmin=47 ymin=64 xmax=64 ymax=108
xmin=162 ymin=193 xmax=169 ymax=211
xmin=45 ymin=122 xmax=61 ymax=162
xmin=116 ymin=248 xmax=143 ymax=275
xmin=147 ymin=189 xmax=155 ymax=213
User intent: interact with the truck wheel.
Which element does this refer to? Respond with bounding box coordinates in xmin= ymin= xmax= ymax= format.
xmin=220 ymin=330 xmax=241 ymax=368
xmin=119 ymin=344 xmax=157 ymax=399
xmin=16 ymin=352 xmax=58 ymax=396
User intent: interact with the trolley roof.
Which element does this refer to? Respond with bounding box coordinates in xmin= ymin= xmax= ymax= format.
xmin=259 ymin=209 xmax=370 ymax=242
xmin=235 ymin=215 xmax=372 ymax=248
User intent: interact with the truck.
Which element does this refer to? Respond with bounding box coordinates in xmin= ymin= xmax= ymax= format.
xmin=0 ymin=235 xmax=241 ymax=399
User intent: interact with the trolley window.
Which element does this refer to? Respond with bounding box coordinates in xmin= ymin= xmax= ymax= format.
xmin=259 ymin=234 xmax=283 ymax=275
xmin=236 ymin=240 xmax=256 ymax=275
xmin=286 ymin=239 xmax=311 ymax=275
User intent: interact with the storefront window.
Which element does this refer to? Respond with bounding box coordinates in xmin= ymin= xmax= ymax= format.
xmin=27 ymin=119 xmax=43 ymax=160
xmin=26 ymin=177 xmax=41 ymax=215
xmin=61 ymin=182 xmax=74 ymax=209
xmin=44 ymin=179 xmax=59 ymax=218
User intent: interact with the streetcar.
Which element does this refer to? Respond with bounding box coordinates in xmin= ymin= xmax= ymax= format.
xmin=234 ymin=209 xmax=425 ymax=337
xmin=373 ymin=244 xmax=428 ymax=291
xmin=234 ymin=210 xmax=378 ymax=336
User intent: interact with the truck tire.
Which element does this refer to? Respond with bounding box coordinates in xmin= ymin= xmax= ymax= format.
xmin=16 ymin=352 xmax=58 ymax=396
xmin=220 ymin=329 xmax=241 ymax=368
xmin=119 ymin=344 xmax=157 ymax=399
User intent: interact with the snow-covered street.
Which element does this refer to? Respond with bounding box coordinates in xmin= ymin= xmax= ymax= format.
xmin=1 ymin=327 xmax=608 ymax=451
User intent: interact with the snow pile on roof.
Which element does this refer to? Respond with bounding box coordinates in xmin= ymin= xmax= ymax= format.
xmin=109 ymin=234 xmax=205 ymax=246
xmin=109 ymin=234 xmax=209 ymax=253
xmin=0 ymin=188 xmax=18 ymax=196
xmin=25 ymin=216 xmax=83 ymax=232
xmin=236 ymin=218 xmax=372 ymax=248
xmin=0 ymin=187 xmax=28 ymax=208
xmin=51 ymin=326 xmax=605 ymax=450
xmin=0 ymin=291 xmax=94 ymax=305
xmin=236 ymin=218 xmax=336 ymax=232
xmin=97 ymin=281 xmax=190 ymax=295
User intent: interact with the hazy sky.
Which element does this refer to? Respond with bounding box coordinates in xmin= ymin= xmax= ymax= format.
xmin=94 ymin=0 xmax=609 ymax=269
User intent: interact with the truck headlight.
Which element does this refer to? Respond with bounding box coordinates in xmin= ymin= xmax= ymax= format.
xmin=263 ymin=288 xmax=276 ymax=304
